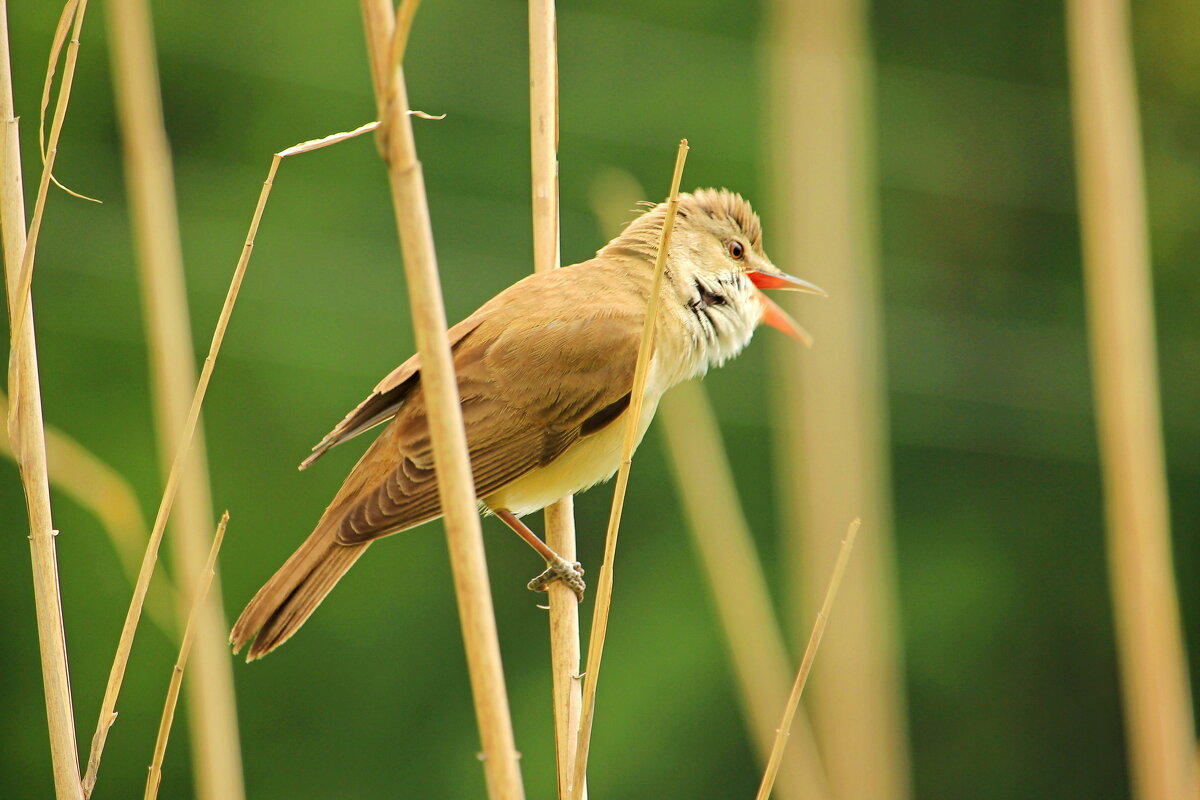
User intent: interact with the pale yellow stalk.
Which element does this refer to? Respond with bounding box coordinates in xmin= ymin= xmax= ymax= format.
xmin=388 ymin=0 xmax=421 ymax=79
xmin=570 ymin=140 xmax=689 ymax=800
xmin=96 ymin=1 xmax=246 ymax=796
xmin=589 ymin=171 xmax=829 ymax=800
xmin=528 ymin=2 xmax=584 ymax=798
xmin=0 ymin=2 xmax=84 ymax=795
xmin=37 ymin=0 xmax=98 ymax=202
xmin=765 ymin=2 xmax=911 ymax=799
xmin=756 ymin=520 xmax=860 ymax=800
xmin=1065 ymin=3 xmax=1198 ymax=799
xmin=10 ymin=0 xmax=90 ymax=340
xmin=83 ymin=112 xmax=378 ymax=796
xmin=144 ymin=513 xmax=229 ymax=800
xmin=360 ymin=2 xmax=525 ymax=797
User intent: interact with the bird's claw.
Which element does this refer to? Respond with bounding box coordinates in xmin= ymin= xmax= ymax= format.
xmin=528 ymin=557 xmax=586 ymax=602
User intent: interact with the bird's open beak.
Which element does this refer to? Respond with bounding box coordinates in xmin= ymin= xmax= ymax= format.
xmin=746 ymin=269 xmax=828 ymax=296
xmin=757 ymin=291 xmax=813 ymax=347
xmin=748 ymin=268 xmax=823 ymax=345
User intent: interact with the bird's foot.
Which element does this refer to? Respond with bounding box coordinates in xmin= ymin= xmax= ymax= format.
xmin=528 ymin=557 xmax=586 ymax=602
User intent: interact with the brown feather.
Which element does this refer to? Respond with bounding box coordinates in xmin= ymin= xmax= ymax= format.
xmin=232 ymin=258 xmax=648 ymax=656
xmin=231 ymin=189 xmax=779 ymax=658
xmin=333 ymin=264 xmax=645 ymax=544
xmin=299 ymin=315 xmax=492 ymax=470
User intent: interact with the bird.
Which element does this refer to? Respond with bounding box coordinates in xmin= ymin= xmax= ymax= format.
xmin=230 ymin=188 xmax=824 ymax=660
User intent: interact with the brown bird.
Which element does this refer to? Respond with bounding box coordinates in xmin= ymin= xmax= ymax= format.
xmin=230 ymin=188 xmax=823 ymax=660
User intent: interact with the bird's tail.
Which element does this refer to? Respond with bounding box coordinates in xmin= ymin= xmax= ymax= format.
xmin=230 ymin=519 xmax=370 ymax=661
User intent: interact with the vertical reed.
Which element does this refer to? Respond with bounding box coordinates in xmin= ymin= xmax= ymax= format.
xmin=10 ymin=0 xmax=89 ymax=338
xmin=1065 ymin=3 xmax=1198 ymax=799
xmin=527 ymin=2 xmax=585 ymax=798
xmin=360 ymin=2 xmax=525 ymax=797
xmin=571 ymin=140 xmax=689 ymax=800
xmin=0 ymin=2 xmax=83 ymax=796
xmin=104 ymin=1 xmax=245 ymax=797
xmin=765 ymin=1 xmax=911 ymax=798
xmin=590 ymin=172 xmax=828 ymax=800
xmin=82 ymin=122 xmax=279 ymax=796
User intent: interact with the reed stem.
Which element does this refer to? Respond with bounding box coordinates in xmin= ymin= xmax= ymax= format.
xmin=10 ymin=0 xmax=90 ymax=341
xmin=1065 ymin=2 xmax=1198 ymax=798
xmin=570 ymin=140 xmax=689 ymax=800
xmin=0 ymin=3 xmax=83 ymax=795
xmin=360 ymin=3 xmax=525 ymax=797
xmin=91 ymin=2 xmax=250 ymax=796
xmin=766 ymin=1 xmax=911 ymax=798
xmin=144 ymin=513 xmax=229 ymax=800
xmin=658 ymin=382 xmax=830 ymax=800
xmin=527 ymin=2 xmax=584 ymax=798
xmin=0 ymin=388 xmax=178 ymax=637
xmin=756 ymin=520 xmax=860 ymax=800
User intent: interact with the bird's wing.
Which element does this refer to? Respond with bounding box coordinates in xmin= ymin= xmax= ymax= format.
xmin=299 ymin=313 xmax=491 ymax=470
xmin=331 ymin=270 xmax=645 ymax=544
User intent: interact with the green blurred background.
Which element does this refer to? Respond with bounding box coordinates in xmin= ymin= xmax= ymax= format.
xmin=3 ymin=0 xmax=1198 ymax=798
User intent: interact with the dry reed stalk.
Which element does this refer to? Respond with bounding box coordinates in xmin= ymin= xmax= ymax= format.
xmin=765 ymin=2 xmax=911 ymax=799
xmin=83 ymin=109 xmax=378 ymax=795
xmin=570 ymin=140 xmax=689 ymax=800
xmin=96 ymin=1 xmax=246 ymax=796
xmin=38 ymin=1 xmax=97 ymax=203
xmin=528 ymin=0 xmax=559 ymax=278
xmin=10 ymin=0 xmax=90 ymax=341
xmin=0 ymin=388 xmax=178 ymax=636
xmin=144 ymin=512 xmax=229 ymax=800
xmin=0 ymin=3 xmax=84 ymax=796
xmin=588 ymin=172 xmax=827 ymax=800
xmin=527 ymin=2 xmax=584 ymax=798
xmin=756 ymin=519 xmax=860 ymax=800
xmin=543 ymin=498 xmax=582 ymax=798
xmin=388 ymin=0 xmax=421 ymax=76
xmin=360 ymin=2 xmax=525 ymax=797
xmin=1065 ymin=3 xmax=1198 ymax=799
xmin=658 ymin=381 xmax=830 ymax=800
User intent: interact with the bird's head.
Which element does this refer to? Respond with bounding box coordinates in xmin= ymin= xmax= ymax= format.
xmin=603 ymin=188 xmax=825 ymax=347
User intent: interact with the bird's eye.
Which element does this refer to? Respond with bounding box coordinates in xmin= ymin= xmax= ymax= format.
xmin=728 ymin=240 xmax=745 ymax=259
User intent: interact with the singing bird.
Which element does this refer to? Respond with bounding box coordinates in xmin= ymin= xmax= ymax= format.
xmin=231 ymin=188 xmax=824 ymax=660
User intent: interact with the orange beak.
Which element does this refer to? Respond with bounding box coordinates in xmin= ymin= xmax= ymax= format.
xmin=747 ymin=269 xmax=825 ymax=346
xmin=747 ymin=270 xmax=827 ymax=296
xmin=757 ymin=291 xmax=813 ymax=347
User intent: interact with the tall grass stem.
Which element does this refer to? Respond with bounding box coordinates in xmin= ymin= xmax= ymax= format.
xmin=0 ymin=2 xmax=83 ymax=795
xmin=0 ymin=389 xmax=178 ymax=636
xmin=570 ymin=140 xmax=689 ymax=800
xmin=97 ymin=2 xmax=250 ymax=795
xmin=144 ymin=513 xmax=229 ymax=800
xmin=360 ymin=2 xmax=526 ymax=797
xmin=756 ymin=520 xmax=860 ymax=800
xmin=658 ymin=382 xmax=831 ymax=800
xmin=1065 ymin=2 xmax=1198 ymax=798
xmin=765 ymin=2 xmax=911 ymax=798
xmin=527 ymin=2 xmax=584 ymax=798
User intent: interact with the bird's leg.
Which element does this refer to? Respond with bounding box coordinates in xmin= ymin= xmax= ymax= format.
xmin=493 ymin=508 xmax=585 ymax=602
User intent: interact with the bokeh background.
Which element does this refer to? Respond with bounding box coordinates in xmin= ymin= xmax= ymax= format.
xmin=2 ymin=1 xmax=1198 ymax=798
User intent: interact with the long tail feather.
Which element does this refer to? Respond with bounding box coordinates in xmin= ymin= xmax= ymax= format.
xmin=230 ymin=522 xmax=369 ymax=661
